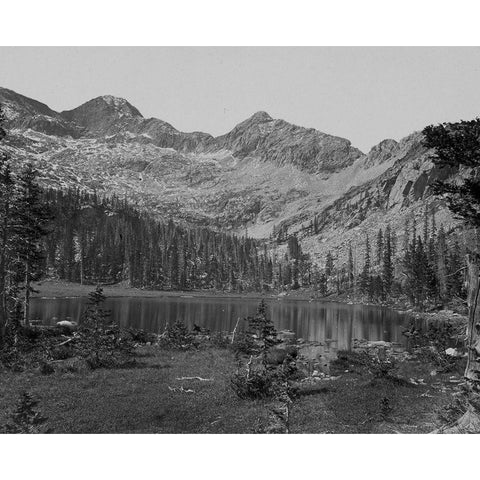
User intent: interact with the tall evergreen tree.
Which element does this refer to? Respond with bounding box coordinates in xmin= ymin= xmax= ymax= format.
xmin=0 ymin=108 xmax=14 ymax=344
xmin=423 ymin=117 xmax=480 ymax=428
xmin=13 ymin=164 xmax=52 ymax=325
xmin=347 ymin=242 xmax=355 ymax=290
xmin=376 ymin=228 xmax=383 ymax=266
xmin=436 ymin=224 xmax=448 ymax=301
xmin=325 ymin=251 xmax=334 ymax=278
xmin=360 ymin=235 xmax=372 ymax=299
xmin=382 ymin=225 xmax=393 ymax=300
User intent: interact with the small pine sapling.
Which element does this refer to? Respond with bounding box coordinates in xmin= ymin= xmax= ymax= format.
xmin=3 ymin=391 xmax=52 ymax=433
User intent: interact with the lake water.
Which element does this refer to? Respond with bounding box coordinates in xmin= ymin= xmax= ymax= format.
xmin=29 ymin=296 xmax=412 ymax=351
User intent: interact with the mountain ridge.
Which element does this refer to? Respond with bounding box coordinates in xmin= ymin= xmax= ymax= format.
xmin=0 ymin=86 xmax=460 ymax=266
xmin=0 ymin=87 xmax=364 ymax=172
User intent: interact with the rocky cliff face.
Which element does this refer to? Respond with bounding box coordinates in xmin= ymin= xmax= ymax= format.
xmin=0 ymin=87 xmax=81 ymax=137
xmin=214 ymin=111 xmax=363 ymax=174
xmin=61 ymin=95 xmax=215 ymax=151
xmin=0 ymin=87 xmax=461 ymax=264
xmin=61 ymin=95 xmax=143 ymax=133
xmin=299 ymin=132 xmax=459 ymax=264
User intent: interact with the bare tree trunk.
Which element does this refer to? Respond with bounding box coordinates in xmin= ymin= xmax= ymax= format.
xmin=0 ymin=287 xmax=6 ymax=346
xmin=23 ymin=262 xmax=30 ymax=327
xmin=465 ymin=255 xmax=480 ymax=383
xmin=438 ymin=254 xmax=480 ymax=433
xmin=0 ymin=226 xmax=7 ymax=345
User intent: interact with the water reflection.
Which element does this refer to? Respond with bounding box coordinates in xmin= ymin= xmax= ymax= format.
xmin=30 ymin=296 xmax=411 ymax=350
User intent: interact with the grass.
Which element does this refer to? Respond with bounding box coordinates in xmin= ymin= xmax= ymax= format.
xmin=31 ymin=279 xmax=346 ymax=302
xmin=32 ymin=279 xmax=278 ymax=300
xmin=0 ymin=347 xmax=271 ymax=433
xmin=0 ymin=344 xmax=461 ymax=434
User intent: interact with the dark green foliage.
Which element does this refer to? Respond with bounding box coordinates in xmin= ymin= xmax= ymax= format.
xmin=331 ymin=349 xmax=372 ymax=374
xmin=359 ymin=235 xmax=372 ymax=299
xmin=231 ymin=301 xmax=298 ymax=409
xmin=230 ymin=365 xmax=275 ymax=400
xmin=0 ymin=110 xmax=52 ymax=343
xmin=13 ymin=164 xmax=52 ymax=325
xmin=245 ymin=299 xmax=279 ymax=360
xmin=209 ymin=331 xmax=230 ymax=349
xmin=380 ymin=397 xmax=393 ymax=419
xmin=405 ymin=320 xmax=462 ymax=351
xmin=332 ymin=349 xmax=403 ymax=384
xmin=231 ymin=330 xmax=256 ymax=355
xmin=230 ymin=355 xmax=298 ymax=402
xmin=159 ymin=321 xmax=196 ymax=350
xmin=423 ymin=118 xmax=480 ymax=227
xmin=325 ymin=251 xmax=334 ymax=278
xmin=39 ymin=188 xmax=274 ymax=292
xmin=127 ymin=328 xmax=157 ymax=345
xmin=438 ymin=395 xmax=468 ymax=424
xmin=404 ymin=320 xmax=464 ymax=372
xmin=347 ymin=243 xmax=354 ymax=290
xmin=2 ymin=391 xmax=52 ymax=434
xmin=382 ymin=225 xmax=393 ymax=299
xmin=75 ymin=286 xmax=134 ymax=368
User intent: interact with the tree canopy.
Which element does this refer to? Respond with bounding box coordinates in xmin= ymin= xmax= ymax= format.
xmin=423 ymin=118 xmax=480 ymax=227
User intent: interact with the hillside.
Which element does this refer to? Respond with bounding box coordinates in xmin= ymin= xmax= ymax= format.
xmin=0 ymin=86 xmax=460 ymax=266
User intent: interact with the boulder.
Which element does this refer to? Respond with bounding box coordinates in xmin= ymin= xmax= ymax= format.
xmin=275 ymin=343 xmax=298 ymax=356
xmin=56 ymin=320 xmax=78 ymax=332
xmin=277 ymin=330 xmax=296 ymax=344
xmin=366 ymin=340 xmax=391 ymax=348
xmin=264 ymin=345 xmax=298 ymax=365
xmin=298 ymin=344 xmax=324 ymax=361
xmin=445 ymin=347 xmax=460 ymax=357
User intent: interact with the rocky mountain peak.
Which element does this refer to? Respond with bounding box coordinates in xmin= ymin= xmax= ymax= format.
xmin=0 ymin=87 xmax=82 ymax=137
xmin=98 ymin=95 xmax=143 ymax=117
xmin=0 ymin=87 xmax=59 ymax=120
xmin=214 ymin=111 xmax=363 ymax=174
xmin=363 ymin=138 xmax=399 ymax=168
xmin=60 ymin=95 xmax=143 ymax=135
xmin=247 ymin=111 xmax=273 ymax=123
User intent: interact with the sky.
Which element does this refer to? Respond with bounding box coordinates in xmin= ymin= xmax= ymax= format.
xmin=1 ymin=47 xmax=480 ymax=153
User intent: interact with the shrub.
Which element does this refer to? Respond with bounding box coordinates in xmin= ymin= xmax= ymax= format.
xmin=245 ymin=299 xmax=279 ymax=360
xmin=438 ymin=394 xmax=468 ymax=424
xmin=2 ymin=392 xmax=52 ymax=434
xmin=231 ymin=331 xmax=256 ymax=355
xmin=74 ymin=286 xmax=135 ymax=368
xmin=404 ymin=319 xmax=465 ymax=373
xmin=127 ymin=328 xmax=157 ymax=344
xmin=209 ymin=331 xmax=230 ymax=349
xmin=159 ymin=321 xmax=196 ymax=350
xmin=331 ymin=350 xmax=371 ymax=374
xmin=230 ymin=300 xmax=299 ymax=404
xmin=404 ymin=319 xmax=463 ymax=351
xmin=231 ymin=362 xmax=275 ymax=399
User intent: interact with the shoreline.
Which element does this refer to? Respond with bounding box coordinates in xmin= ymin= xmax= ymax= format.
xmin=31 ymin=280 xmax=468 ymax=324
xmin=31 ymin=279 xmax=351 ymax=303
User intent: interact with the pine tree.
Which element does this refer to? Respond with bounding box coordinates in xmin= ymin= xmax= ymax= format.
xmin=347 ymin=242 xmax=355 ymax=291
xmin=13 ymin=164 xmax=52 ymax=326
xmin=325 ymin=251 xmax=334 ymax=278
xmin=436 ymin=224 xmax=448 ymax=301
xmin=382 ymin=225 xmax=393 ymax=300
xmin=0 ymin=149 xmax=14 ymax=344
xmin=0 ymin=108 xmax=16 ymax=344
xmin=376 ymin=228 xmax=383 ymax=266
xmin=246 ymin=299 xmax=278 ymax=363
xmin=318 ymin=271 xmax=327 ymax=296
xmin=360 ymin=235 xmax=372 ymax=299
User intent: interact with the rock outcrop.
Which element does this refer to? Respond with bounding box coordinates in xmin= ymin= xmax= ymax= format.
xmin=214 ymin=111 xmax=363 ymax=174
xmin=0 ymin=87 xmax=462 ymax=263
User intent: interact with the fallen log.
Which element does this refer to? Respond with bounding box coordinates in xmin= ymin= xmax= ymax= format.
xmin=175 ymin=376 xmax=214 ymax=382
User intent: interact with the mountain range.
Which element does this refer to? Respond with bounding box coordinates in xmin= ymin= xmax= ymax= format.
xmin=0 ymin=86 xmax=460 ymax=264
